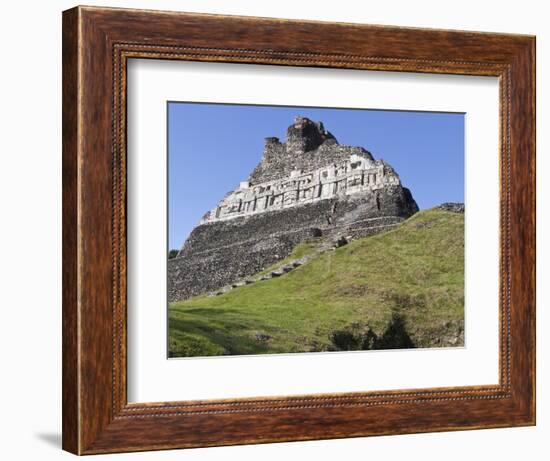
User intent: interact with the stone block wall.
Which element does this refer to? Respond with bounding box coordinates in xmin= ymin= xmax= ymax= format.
xmin=168 ymin=185 xmax=418 ymax=302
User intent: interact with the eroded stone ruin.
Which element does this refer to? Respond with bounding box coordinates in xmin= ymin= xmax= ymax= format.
xmin=168 ymin=116 xmax=419 ymax=302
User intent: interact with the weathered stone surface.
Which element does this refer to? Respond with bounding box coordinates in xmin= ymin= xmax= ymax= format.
xmin=168 ymin=116 xmax=419 ymax=302
xmin=437 ymin=202 xmax=465 ymax=213
xmin=200 ymin=117 xmax=402 ymax=225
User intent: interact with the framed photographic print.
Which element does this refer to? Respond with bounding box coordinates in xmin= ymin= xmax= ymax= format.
xmin=62 ymin=5 xmax=535 ymax=455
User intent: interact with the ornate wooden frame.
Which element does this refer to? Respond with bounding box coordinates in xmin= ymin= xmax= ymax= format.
xmin=62 ymin=5 xmax=536 ymax=455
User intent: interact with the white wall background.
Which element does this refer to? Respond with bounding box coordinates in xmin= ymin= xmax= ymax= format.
xmin=0 ymin=0 xmax=546 ymax=459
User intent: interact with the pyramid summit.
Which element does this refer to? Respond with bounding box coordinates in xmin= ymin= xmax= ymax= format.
xmin=168 ymin=116 xmax=419 ymax=302
xmin=249 ymin=115 xmax=369 ymax=184
xmin=201 ymin=116 xmax=404 ymax=225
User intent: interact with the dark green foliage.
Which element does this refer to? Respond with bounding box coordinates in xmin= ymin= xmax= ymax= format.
xmin=328 ymin=313 xmax=413 ymax=351
xmin=329 ymin=323 xmax=378 ymax=351
xmin=375 ymin=313 xmax=415 ymax=349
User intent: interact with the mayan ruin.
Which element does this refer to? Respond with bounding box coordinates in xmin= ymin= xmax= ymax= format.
xmin=168 ymin=116 xmax=419 ymax=302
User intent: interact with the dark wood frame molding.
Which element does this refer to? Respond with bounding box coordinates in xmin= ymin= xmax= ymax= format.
xmin=62 ymin=5 xmax=536 ymax=455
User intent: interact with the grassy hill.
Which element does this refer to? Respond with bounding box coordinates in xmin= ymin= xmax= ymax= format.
xmin=168 ymin=208 xmax=464 ymax=358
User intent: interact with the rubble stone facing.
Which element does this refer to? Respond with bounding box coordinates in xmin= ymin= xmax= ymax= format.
xmin=437 ymin=202 xmax=465 ymax=213
xmin=168 ymin=116 xmax=419 ymax=302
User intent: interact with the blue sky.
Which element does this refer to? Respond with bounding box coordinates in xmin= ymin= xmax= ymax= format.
xmin=168 ymin=102 xmax=464 ymax=250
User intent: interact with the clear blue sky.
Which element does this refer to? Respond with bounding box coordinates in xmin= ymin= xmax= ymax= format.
xmin=168 ymin=102 xmax=464 ymax=250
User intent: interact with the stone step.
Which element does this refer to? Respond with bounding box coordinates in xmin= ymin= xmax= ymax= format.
xmin=204 ymin=237 xmax=353 ymax=297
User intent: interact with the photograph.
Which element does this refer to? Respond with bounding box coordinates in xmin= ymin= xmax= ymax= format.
xmin=167 ymin=103 xmax=466 ymax=358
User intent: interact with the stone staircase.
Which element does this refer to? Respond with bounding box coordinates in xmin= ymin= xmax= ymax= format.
xmin=208 ymin=238 xmax=344 ymax=297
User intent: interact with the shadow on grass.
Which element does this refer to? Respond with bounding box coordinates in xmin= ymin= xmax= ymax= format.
xmin=168 ymin=309 xmax=275 ymax=357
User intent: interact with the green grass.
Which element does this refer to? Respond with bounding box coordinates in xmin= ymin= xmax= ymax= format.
xmin=168 ymin=208 xmax=464 ymax=357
